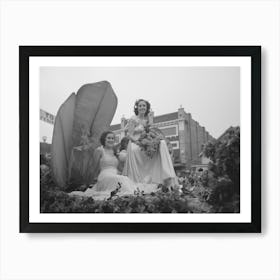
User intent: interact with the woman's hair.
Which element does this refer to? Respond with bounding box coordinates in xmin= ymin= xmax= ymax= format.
xmin=99 ymin=131 xmax=115 ymax=146
xmin=120 ymin=136 xmax=129 ymax=151
xmin=134 ymin=99 xmax=151 ymax=116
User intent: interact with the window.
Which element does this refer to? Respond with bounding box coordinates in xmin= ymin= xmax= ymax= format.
xmin=170 ymin=141 xmax=179 ymax=149
xmin=160 ymin=126 xmax=177 ymax=136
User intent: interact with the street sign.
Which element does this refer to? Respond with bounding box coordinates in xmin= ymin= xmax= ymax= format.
xmin=40 ymin=109 xmax=55 ymax=125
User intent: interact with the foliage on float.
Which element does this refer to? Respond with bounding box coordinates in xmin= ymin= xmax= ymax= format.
xmin=40 ymin=169 xmax=212 ymax=213
xmin=201 ymin=126 xmax=240 ymax=212
xmin=40 ymin=126 xmax=240 ymax=214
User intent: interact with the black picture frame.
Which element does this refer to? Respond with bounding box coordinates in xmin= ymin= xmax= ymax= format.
xmin=20 ymin=46 xmax=261 ymax=233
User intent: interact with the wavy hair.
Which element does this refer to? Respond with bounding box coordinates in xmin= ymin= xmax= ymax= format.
xmin=133 ymin=99 xmax=151 ymax=117
xmin=99 ymin=131 xmax=115 ymax=146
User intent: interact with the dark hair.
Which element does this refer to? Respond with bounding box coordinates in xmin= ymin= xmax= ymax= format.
xmin=134 ymin=99 xmax=151 ymax=116
xmin=120 ymin=137 xmax=129 ymax=151
xmin=100 ymin=131 xmax=115 ymax=146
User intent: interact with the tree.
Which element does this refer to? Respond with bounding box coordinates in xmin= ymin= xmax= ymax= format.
xmin=203 ymin=126 xmax=240 ymax=195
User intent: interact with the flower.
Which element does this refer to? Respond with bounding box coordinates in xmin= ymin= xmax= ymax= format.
xmin=137 ymin=125 xmax=164 ymax=158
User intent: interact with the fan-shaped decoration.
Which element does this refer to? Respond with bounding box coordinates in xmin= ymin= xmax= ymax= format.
xmin=51 ymin=81 xmax=118 ymax=189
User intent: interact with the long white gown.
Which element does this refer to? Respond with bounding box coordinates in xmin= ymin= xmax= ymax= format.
xmin=69 ymin=146 xmax=157 ymax=200
xmin=122 ymin=116 xmax=177 ymax=185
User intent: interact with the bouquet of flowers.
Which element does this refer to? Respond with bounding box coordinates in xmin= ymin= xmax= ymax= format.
xmin=137 ymin=125 xmax=164 ymax=158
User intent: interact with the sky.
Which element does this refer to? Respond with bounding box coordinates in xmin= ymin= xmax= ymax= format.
xmin=40 ymin=67 xmax=240 ymax=143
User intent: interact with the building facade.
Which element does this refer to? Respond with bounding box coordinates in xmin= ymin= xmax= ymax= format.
xmin=110 ymin=107 xmax=215 ymax=171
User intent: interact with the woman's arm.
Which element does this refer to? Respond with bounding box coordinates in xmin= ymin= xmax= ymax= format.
xmin=117 ymin=150 xmax=127 ymax=173
xmin=90 ymin=146 xmax=103 ymax=179
xmin=126 ymin=117 xmax=138 ymax=142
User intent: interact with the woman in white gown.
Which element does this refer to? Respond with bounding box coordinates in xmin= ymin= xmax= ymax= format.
xmin=122 ymin=99 xmax=177 ymax=186
xmin=69 ymin=131 xmax=139 ymax=200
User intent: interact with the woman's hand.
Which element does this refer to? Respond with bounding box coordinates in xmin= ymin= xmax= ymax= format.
xmin=118 ymin=150 xmax=127 ymax=162
xmin=131 ymin=139 xmax=140 ymax=146
xmin=128 ymin=135 xmax=138 ymax=144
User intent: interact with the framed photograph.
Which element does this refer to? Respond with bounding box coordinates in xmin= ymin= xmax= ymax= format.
xmin=20 ymin=46 xmax=261 ymax=233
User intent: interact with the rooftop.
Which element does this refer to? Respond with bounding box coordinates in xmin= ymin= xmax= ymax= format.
xmin=110 ymin=123 xmax=121 ymax=130
xmin=153 ymin=112 xmax=178 ymax=123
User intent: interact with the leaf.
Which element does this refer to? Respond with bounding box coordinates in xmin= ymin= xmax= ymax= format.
xmin=51 ymin=93 xmax=76 ymax=189
xmin=72 ymin=81 xmax=118 ymax=149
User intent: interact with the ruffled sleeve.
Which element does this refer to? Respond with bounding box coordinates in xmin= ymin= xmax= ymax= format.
xmin=125 ymin=116 xmax=138 ymax=140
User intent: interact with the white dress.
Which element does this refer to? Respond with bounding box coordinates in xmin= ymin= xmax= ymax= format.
xmin=122 ymin=116 xmax=177 ymax=185
xmin=69 ymin=147 xmax=157 ymax=200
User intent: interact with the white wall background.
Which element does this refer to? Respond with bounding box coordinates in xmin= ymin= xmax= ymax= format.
xmin=0 ymin=0 xmax=279 ymax=280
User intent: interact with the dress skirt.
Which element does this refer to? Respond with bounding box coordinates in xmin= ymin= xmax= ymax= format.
xmin=69 ymin=167 xmax=138 ymax=200
xmin=123 ymin=140 xmax=177 ymax=185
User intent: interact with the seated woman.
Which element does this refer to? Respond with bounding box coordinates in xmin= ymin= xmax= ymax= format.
xmin=122 ymin=99 xmax=177 ymax=187
xmin=69 ymin=131 xmax=138 ymax=200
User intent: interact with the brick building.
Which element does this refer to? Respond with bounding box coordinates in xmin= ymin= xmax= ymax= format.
xmin=110 ymin=106 xmax=215 ymax=171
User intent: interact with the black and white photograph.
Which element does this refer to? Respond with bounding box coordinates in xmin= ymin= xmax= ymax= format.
xmin=20 ymin=46 xmax=260 ymax=232
xmin=40 ymin=66 xmax=240 ymax=214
